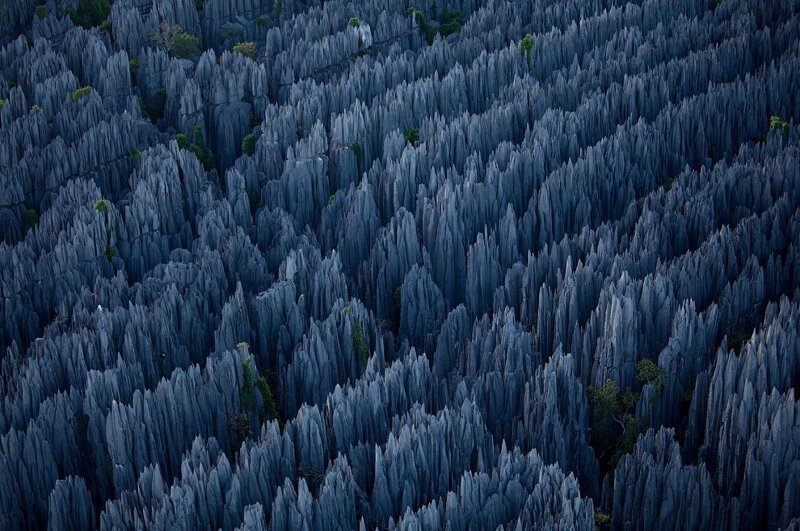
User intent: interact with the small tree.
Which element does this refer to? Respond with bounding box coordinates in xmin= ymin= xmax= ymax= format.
xmin=256 ymin=376 xmax=279 ymax=422
xmin=22 ymin=209 xmax=38 ymax=230
xmin=241 ymin=133 xmax=256 ymax=156
xmin=404 ymin=127 xmax=420 ymax=145
xmin=35 ymin=5 xmax=47 ymax=19
xmin=439 ymin=10 xmax=463 ymax=37
xmin=233 ymin=41 xmax=257 ymax=59
xmin=328 ymin=189 xmax=344 ymax=206
xmin=351 ymin=319 xmax=369 ymax=366
xmin=93 ymin=198 xmax=109 ymax=214
xmin=173 ymin=29 xmax=199 ymax=59
xmin=71 ymin=86 xmax=92 ymax=102
xmin=351 ymin=142 xmax=363 ymax=178
xmin=191 ymin=125 xmax=212 ymax=167
xmin=636 ymin=358 xmax=666 ymax=394
xmin=147 ymin=88 xmax=167 ymax=123
xmin=150 ymin=20 xmax=177 ymax=51
xmin=129 ymin=59 xmax=139 ymax=85
xmin=587 ymin=379 xmax=639 ymax=470
xmin=519 ymin=33 xmax=535 ymax=64
xmin=175 ymin=133 xmax=189 ymax=149
xmin=408 ymin=8 xmax=438 ymax=45
xmin=349 ymin=16 xmax=361 ymax=28
xmin=150 ymin=21 xmax=198 ymax=59
xmin=70 ymin=0 xmax=110 ymax=29
xmin=770 ymin=115 xmax=789 ymax=136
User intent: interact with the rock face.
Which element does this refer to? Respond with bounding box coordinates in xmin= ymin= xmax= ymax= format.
xmin=1 ymin=0 xmax=800 ymax=529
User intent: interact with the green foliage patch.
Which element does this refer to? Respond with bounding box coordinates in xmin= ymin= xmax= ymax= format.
xmin=173 ymin=30 xmax=199 ymax=59
xmin=148 ymin=88 xmax=167 ymax=123
xmin=241 ymin=133 xmax=256 ymax=156
xmin=93 ymin=198 xmax=109 ymax=214
xmin=770 ymin=115 xmax=789 ymax=136
xmin=587 ymin=379 xmax=639 ymax=470
xmin=519 ymin=33 xmax=535 ymax=63
xmin=351 ymin=319 xmax=369 ymax=366
xmin=328 ymin=189 xmax=343 ymax=206
xmin=22 ymin=209 xmax=38 ymax=230
xmin=233 ymin=41 xmax=257 ymax=59
xmin=404 ymin=127 xmax=420 ymax=145
xmin=351 ymin=142 xmax=363 ymax=177
xmin=636 ymin=358 xmax=666 ymax=394
xmin=70 ymin=0 xmax=110 ymax=29
xmin=439 ymin=10 xmax=463 ymax=37
xmin=728 ymin=330 xmax=752 ymax=354
xmin=71 ymin=86 xmax=92 ymax=102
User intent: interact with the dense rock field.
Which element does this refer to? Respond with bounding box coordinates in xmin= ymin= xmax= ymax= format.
xmin=1 ymin=0 xmax=799 ymax=529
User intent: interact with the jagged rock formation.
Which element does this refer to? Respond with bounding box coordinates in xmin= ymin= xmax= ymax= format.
xmin=1 ymin=0 xmax=799 ymax=529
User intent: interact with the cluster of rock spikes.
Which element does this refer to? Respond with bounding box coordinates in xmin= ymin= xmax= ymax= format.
xmin=1 ymin=0 xmax=800 ymax=529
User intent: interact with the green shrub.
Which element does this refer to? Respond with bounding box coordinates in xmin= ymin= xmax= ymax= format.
xmin=173 ymin=30 xmax=199 ymax=59
xmin=587 ymin=379 xmax=639 ymax=471
xmin=349 ymin=16 xmax=360 ymax=28
xmin=240 ymin=359 xmax=257 ymax=411
xmin=351 ymin=142 xmax=363 ymax=177
xmin=351 ymin=319 xmax=369 ymax=365
xmin=71 ymin=86 xmax=92 ymax=102
xmin=128 ymin=58 xmax=139 ymax=84
xmin=93 ymin=198 xmax=109 ymax=214
xmin=150 ymin=21 xmax=199 ymax=58
xmin=328 ymin=189 xmax=343 ymax=206
xmin=233 ymin=41 xmax=257 ymax=59
xmin=403 ymin=127 xmax=420 ymax=145
xmin=239 ymin=359 xmax=279 ymax=423
xmin=99 ymin=19 xmax=112 ymax=33
xmin=216 ymin=25 xmax=242 ymax=42
xmin=728 ymin=330 xmax=752 ymax=354
xmin=177 ymin=126 xmax=215 ymax=169
xmin=636 ymin=358 xmax=666 ymax=394
xmin=439 ymin=10 xmax=462 ymax=37
xmin=241 ymin=133 xmax=256 ymax=156
xmin=147 ymin=88 xmax=167 ymax=123
xmin=22 ymin=209 xmax=38 ymax=230
xmin=770 ymin=115 xmax=789 ymax=135
xmin=407 ymin=8 xmax=438 ymax=45
xmin=519 ymin=33 xmax=534 ymax=62
xmin=595 ymin=512 xmax=611 ymax=531
xmin=30 ymin=104 xmax=42 ymax=114
xmin=70 ymin=0 xmax=110 ymax=29
xmin=130 ymin=149 xmax=142 ymax=159
xmin=255 ymin=16 xmax=268 ymax=27
xmin=227 ymin=412 xmax=250 ymax=454
xmin=0 ymin=99 xmax=5 ymax=109
xmin=35 ymin=5 xmax=47 ymax=19
xmin=105 ymin=246 xmax=116 ymax=260
xmin=256 ymin=376 xmax=279 ymax=421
